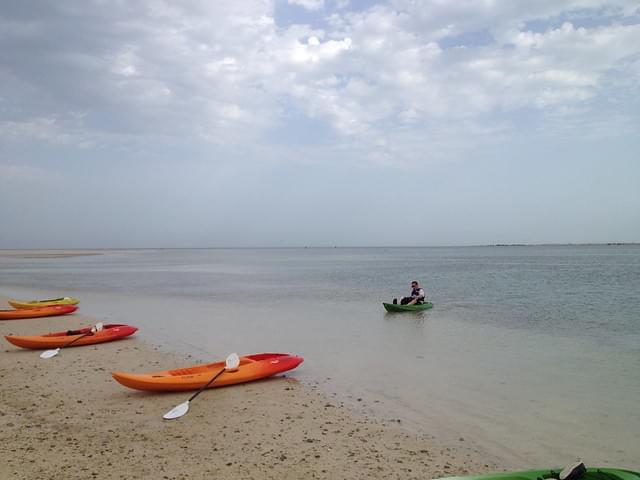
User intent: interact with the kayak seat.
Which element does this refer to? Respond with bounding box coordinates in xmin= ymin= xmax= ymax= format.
xmin=166 ymin=357 xmax=260 ymax=377
xmin=169 ymin=368 xmax=199 ymax=376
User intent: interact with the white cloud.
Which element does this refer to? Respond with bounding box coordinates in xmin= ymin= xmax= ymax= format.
xmin=389 ymin=0 xmax=639 ymax=39
xmin=0 ymin=0 xmax=638 ymax=166
xmin=289 ymin=36 xmax=352 ymax=64
xmin=288 ymin=0 xmax=325 ymax=11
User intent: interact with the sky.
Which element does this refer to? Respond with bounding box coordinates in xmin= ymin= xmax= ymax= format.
xmin=0 ymin=0 xmax=639 ymax=248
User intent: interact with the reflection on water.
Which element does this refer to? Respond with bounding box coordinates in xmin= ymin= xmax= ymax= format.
xmin=383 ymin=310 xmax=429 ymax=324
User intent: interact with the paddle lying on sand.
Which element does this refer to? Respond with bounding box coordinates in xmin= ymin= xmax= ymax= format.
xmin=40 ymin=322 xmax=104 ymax=359
xmin=163 ymin=352 xmax=240 ymax=420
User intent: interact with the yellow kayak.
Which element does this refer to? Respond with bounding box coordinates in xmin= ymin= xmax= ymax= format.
xmin=8 ymin=296 xmax=80 ymax=309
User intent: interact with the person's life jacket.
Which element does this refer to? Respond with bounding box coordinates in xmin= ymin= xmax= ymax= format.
xmin=411 ymin=287 xmax=425 ymax=299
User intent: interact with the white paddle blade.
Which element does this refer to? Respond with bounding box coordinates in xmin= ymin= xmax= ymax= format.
xmin=40 ymin=348 xmax=61 ymax=359
xmin=226 ymin=352 xmax=240 ymax=371
xmin=163 ymin=401 xmax=190 ymax=420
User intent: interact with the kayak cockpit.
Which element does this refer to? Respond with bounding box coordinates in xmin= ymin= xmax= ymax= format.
xmin=166 ymin=356 xmax=258 ymax=377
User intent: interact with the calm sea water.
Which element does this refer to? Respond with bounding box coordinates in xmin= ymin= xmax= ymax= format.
xmin=1 ymin=246 xmax=639 ymax=468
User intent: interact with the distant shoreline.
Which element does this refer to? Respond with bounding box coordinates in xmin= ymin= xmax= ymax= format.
xmin=0 ymin=243 xmax=638 ymax=252
xmin=488 ymin=242 xmax=639 ymax=247
xmin=0 ymin=251 xmax=104 ymax=258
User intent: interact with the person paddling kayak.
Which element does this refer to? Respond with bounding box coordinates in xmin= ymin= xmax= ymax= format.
xmin=393 ymin=281 xmax=426 ymax=305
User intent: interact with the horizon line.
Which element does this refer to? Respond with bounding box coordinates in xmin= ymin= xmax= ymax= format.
xmin=1 ymin=242 xmax=639 ymax=251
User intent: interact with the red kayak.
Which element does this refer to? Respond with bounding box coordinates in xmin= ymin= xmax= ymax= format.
xmin=0 ymin=304 xmax=78 ymax=320
xmin=5 ymin=323 xmax=138 ymax=349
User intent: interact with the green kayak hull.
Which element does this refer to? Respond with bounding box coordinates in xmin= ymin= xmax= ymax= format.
xmin=383 ymin=302 xmax=433 ymax=312
xmin=435 ymin=468 xmax=640 ymax=480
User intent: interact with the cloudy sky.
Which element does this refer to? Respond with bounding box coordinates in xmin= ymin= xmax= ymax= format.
xmin=1 ymin=0 xmax=639 ymax=248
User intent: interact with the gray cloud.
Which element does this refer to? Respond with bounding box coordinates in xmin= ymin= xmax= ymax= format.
xmin=2 ymin=1 xmax=638 ymax=151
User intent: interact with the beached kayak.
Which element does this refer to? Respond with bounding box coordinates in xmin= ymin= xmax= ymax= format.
xmin=0 ymin=305 xmax=78 ymax=320
xmin=383 ymin=302 xmax=433 ymax=312
xmin=8 ymin=296 xmax=80 ymax=309
xmin=435 ymin=466 xmax=640 ymax=480
xmin=112 ymin=353 xmax=304 ymax=392
xmin=5 ymin=323 xmax=137 ymax=349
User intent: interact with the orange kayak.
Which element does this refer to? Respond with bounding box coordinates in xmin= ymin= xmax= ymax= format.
xmin=5 ymin=323 xmax=138 ymax=349
xmin=112 ymin=353 xmax=304 ymax=392
xmin=8 ymin=296 xmax=79 ymax=309
xmin=0 ymin=304 xmax=78 ymax=320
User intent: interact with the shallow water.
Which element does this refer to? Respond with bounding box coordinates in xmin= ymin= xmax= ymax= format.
xmin=1 ymin=246 xmax=639 ymax=468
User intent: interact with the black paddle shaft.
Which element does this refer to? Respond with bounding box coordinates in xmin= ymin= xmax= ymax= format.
xmin=188 ymin=367 xmax=226 ymax=402
xmin=60 ymin=332 xmax=93 ymax=349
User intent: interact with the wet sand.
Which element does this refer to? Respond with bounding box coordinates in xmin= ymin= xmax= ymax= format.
xmin=0 ymin=294 xmax=502 ymax=479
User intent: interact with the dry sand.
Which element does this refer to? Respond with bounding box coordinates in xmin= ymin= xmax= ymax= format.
xmin=0 ymin=294 xmax=500 ymax=479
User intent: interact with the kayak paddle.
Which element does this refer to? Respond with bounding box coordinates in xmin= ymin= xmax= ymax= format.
xmin=40 ymin=322 xmax=104 ymax=359
xmin=163 ymin=352 xmax=240 ymax=420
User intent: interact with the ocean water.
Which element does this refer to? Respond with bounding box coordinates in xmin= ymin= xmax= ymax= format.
xmin=1 ymin=246 xmax=639 ymax=468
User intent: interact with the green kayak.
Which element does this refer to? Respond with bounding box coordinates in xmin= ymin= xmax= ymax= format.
xmin=435 ymin=466 xmax=640 ymax=480
xmin=383 ymin=302 xmax=433 ymax=312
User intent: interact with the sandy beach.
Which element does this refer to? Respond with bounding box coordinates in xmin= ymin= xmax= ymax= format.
xmin=0 ymin=294 xmax=500 ymax=479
